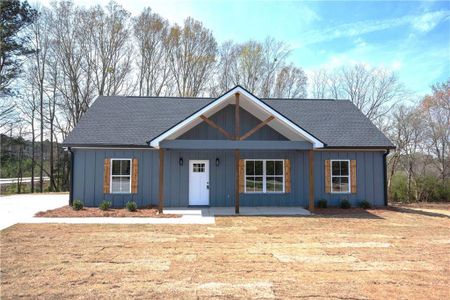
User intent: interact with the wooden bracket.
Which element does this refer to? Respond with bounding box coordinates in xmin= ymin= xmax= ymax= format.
xmin=199 ymin=115 xmax=234 ymax=140
xmin=240 ymin=116 xmax=275 ymax=140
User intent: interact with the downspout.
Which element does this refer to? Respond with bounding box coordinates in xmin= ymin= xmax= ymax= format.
xmin=383 ymin=149 xmax=390 ymax=206
xmin=69 ymin=147 xmax=74 ymax=206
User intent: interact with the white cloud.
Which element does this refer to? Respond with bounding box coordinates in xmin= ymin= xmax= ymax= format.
xmin=295 ymin=10 xmax=450 ymax=47
xmin=414 ymin=10 xmax=450 ymax=32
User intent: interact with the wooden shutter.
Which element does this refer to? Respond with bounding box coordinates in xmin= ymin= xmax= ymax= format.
xmin=324 ymin=160 xmax=331 ymax=193
xmin=284 ymin=159 xmax=291 ymax=193
xmin=131 ymin=158 xmax=138 ymax=193
xmin=239 ymin=159 xmax=245 ymax=193
xmin=103 ymin=159 xmax=111 ymax=194
xmin=350 ymin=160 xmax=357 ymax=193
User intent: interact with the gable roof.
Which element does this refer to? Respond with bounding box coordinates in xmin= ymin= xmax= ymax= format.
xmin=63 ymin=87 xmax=395 ymax=149
xmin=149 ymin=86 xmax=324 ymax=148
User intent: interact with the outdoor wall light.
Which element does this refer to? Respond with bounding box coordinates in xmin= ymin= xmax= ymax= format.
xmin=216 ymin=158 xmax=220 ymax=166
xmin=179 ymin=157 xmax=183 ymax=166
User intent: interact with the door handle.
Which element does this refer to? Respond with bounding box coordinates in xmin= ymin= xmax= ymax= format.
xmin=207 ymin=181 xmax=209 ymax=190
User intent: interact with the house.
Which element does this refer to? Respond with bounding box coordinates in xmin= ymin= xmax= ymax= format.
xmin=63 ymin=86 xmax=395 ymax=212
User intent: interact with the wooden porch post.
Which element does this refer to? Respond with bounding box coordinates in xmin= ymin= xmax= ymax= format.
xmin=158 ymin=148 xmax=164 ymax=213
xmin=308 ymin=150 xmax=314 ymax=211
xmin=235 ymin=149 xmax=240 ymax=214
xmin=235 ymin=93 xmax=240 ymax=214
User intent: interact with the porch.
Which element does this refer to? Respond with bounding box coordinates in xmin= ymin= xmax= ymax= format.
xmin=164 ymin=206 xmax=312 ymax=216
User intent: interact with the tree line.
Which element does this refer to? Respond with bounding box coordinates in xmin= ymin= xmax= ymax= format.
xmin=0 ymin=0 xmax=448 ymax=201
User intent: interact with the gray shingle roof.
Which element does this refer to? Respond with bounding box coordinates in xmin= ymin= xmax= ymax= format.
xmin=63 ymin=95 xmax=394 ymax=148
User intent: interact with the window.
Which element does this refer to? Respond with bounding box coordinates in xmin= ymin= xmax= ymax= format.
xmin=245 ymin=160 xmax=284 ymax=193
xmin=111 ymin=159 xmax=131 ymax=193
xmin=193 ymin=163 xmax=205 ymax=172
xmin=331 ymin=160 xmax=350 ymax=193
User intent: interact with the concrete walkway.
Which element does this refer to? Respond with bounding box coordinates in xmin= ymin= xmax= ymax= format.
xmin=0 ymin=193 xmax=68 ymax=230
xmin=0 ymin=193 xmax=310 ymax=230
xmin=24 ymin=207 xmax=310 ymax=226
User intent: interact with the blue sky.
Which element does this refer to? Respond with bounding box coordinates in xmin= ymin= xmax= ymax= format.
xmin=39 ymin=0 xmax=450 ymax=95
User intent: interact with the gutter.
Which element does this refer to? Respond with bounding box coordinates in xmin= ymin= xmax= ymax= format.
xmin=69 ymin=147 xmax=74 ymax=206
xmin=383 ymin=149 xmax=390 ymax=206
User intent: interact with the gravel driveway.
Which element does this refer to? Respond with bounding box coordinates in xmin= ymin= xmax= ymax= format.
xmin=0 ymin=193 xmax=67 ymax=230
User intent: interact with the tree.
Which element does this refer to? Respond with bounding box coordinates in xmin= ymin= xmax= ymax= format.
xmin=421 ymin=79 xmax=450 ymax=182
xmin=168 ymin=17 xmax=217 ymax=97
xmin=86 ymin=2 xmax=134 ymax=96
xmin=134 ymin=7 xmax=171 ymax=96
xmin=0 ymin=0 xmax=37 ymax=96
xmin=310 ymin=64 xmax=404 ymax=124
xmin=274 ymin=64 xmax=307 ymax=98
xmin=28 ymin=4 xmax=51 ymax=192
xmin=49 ymin=1 xmax=94 ymax=131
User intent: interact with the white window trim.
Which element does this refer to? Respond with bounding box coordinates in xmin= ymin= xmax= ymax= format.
xmin=244 ymin=159 xmax=285 ymax=194
xmin=110 ymin=158 xmax=132 ymax=194
xmin=330 ymin=159 xmax=351 ymax=194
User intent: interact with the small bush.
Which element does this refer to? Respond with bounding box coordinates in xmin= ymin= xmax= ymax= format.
xmin=99 ymin=200 xmax=112 ymax=211
xmin=126 ymin=201 xmax=137 ymax=212
xmin=72 ymin=200 xmax=83 ymax=211
xmin=340 ymin=199 xmax=351 ymax=209
xmin=317 ymin=199 xmax=327 ymax=208
xmin=359 ymin=200 xmax=371 ymax=209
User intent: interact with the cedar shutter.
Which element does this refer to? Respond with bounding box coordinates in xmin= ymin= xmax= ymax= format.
xmin=324 ymin=160 xmax=331 ymax=193
xmin=284 ymin=159 xmax=291 ymax=193
xmin=239 ymin=159 xmax=245 ymax=193
xmin=131 ymin=158 xmax=138 ymax=193
xmin=103 ymin=159 xmax=111 ymax=194
xmin=350 ymin=160 xmax=357 ymax=193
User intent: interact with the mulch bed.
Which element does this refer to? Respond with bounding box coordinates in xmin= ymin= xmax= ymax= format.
xmin=35 ymin=205 xmax=180 ymax=218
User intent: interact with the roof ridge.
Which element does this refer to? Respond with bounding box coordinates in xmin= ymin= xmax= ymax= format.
xmin=125 ymin=96 xmax=214 ymax=99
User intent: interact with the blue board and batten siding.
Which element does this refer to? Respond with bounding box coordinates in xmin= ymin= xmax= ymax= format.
xmin=72 ymin=148 xmax=386 ymax=208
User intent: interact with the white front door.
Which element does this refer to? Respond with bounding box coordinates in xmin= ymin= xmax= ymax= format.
xmin=189 ymin=160 xmax=210 ymax=206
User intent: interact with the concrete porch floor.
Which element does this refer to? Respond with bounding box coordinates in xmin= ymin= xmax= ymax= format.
xmin=164 ymin=206 xmax=312 ymax=217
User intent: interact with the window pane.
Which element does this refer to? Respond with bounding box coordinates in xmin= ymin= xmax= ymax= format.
xmin=341 ymin=161 xmax=349 ymax=176
xmin=266 ymin=176 xmax=283 ymax=192
xmin=120 ymin=177 xmax=131 ymax=192
xmin=266 ymin=176 xmax=275 ymax=192
xmin=332 ymin=177 xmax=340 ymax=192
xmin=111 ymin=177 xmax=121 ymax=193
xmin=121 ymin=160 xmax=131 ymax=175
xmin=274 ymin=177 xmax=283 ymax=192
xmin=246 ymin=177 xmax=255 ymax=192
xmin=246 ymin=161 xmax=254 ymax=175
xmin=275 ymin=161 xmax=283 ymax=175
xmin=112 ymin=160 xmax=121 ymax=175
xmin=254 ymin=177 xmax=263 ymax=192
xmin=255 ymin=161 xmax=263 ymax=175
xmin=266 ymin=161 xmax=274 ymax=175
xmin=341 ymin=177 xmax=349 ymax=192
xmin=332 ymin=161 xmax=340 ymax=176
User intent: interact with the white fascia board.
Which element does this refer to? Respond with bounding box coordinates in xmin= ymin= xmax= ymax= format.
xmin=150 ymin=86 xmax=324 ymax=148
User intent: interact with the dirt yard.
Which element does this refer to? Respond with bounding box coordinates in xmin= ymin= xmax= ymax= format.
xmin=1 ymin=206 xmax=449 ymax=299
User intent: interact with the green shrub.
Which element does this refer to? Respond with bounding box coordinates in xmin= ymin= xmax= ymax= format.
xmin=317 ymin=199 xmax=327 ymax=208
xmin=126 ymin=201 xmax=137 ymax=212
xmin=99 ymin=200 xmax=112 ymax=211
xmin=359 ymin=200 xmax=371 ymax=209
xmin=340 ymin=199 xmax=351 ymax=209
xmin=72 ymin=200 xmax=83 ymax=211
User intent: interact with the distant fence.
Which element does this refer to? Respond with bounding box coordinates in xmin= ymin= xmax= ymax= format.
xmin=0 ymin=177 xmax=50 ymax=185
